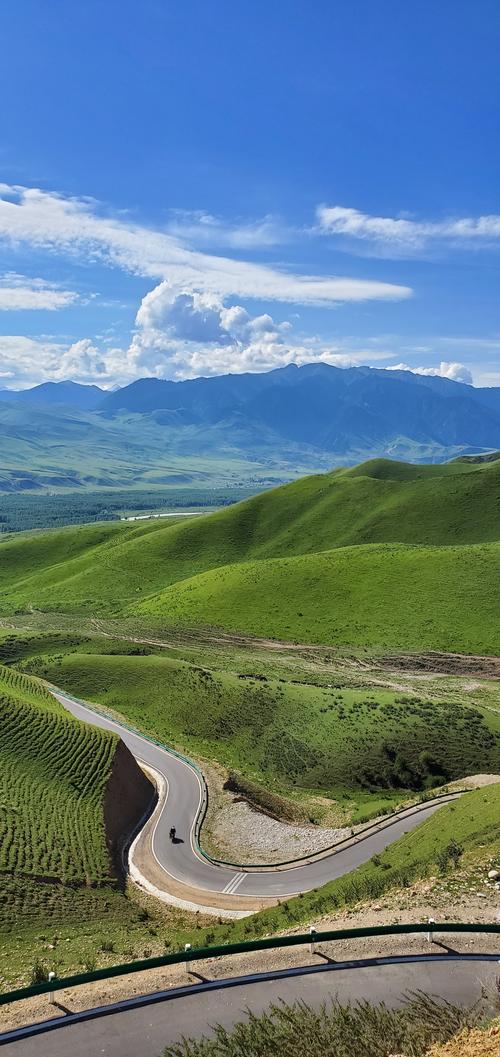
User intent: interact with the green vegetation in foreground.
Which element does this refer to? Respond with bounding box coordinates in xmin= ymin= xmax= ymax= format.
xmin=0 ymin=878 xmax=204 ymax=988
xmin=24 ymin=652 xmax=500 ymax=806
xmin=0 ymin=457 xmax=498 ymax=653
xmin=3 ymin=784 xmax=498 ymax=991
xmin=138 ymin=541 xmax=500 ymax=653
xmin=161 ymin=994 xmax=482 ymax=1057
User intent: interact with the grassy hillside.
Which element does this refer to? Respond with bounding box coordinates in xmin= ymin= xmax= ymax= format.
xmin=0 ymin=665 xmax=118 ymax=885
xmin=30 ymin=653 xmax=500 ymax=804
xmin=138 ymin=541 xmax=500 ymax=653
xmin=0 ymin=457 xmax=499 ymax=624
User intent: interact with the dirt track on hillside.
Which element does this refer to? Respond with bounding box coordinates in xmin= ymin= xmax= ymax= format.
xmin=377 ymin=651 xmax=500 ymax=679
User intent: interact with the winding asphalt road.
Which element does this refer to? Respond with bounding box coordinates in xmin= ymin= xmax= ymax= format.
xmin=2 ymin=957 xmax=499 ymax=1056
xmin=55 ymin=690 xmax=460 ymax=902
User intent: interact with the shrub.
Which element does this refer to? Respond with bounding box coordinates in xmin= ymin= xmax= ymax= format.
xmin=437 ymin=839 xmax=463 ymax=874
xmin=30 ymin=959 xmax=50 ymax=985
xmin=161 ymin=993 xmax=482 ymax=1057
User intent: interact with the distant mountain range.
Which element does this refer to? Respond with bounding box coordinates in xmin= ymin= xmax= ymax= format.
xmin=0 ymin=379 xmax=105 ymax=411
xmin=1 ymin=364 xmax=499 ymax=492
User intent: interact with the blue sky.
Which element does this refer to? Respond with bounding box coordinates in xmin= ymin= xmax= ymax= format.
xmin=1 ymin=0 xmax=499 ymax=388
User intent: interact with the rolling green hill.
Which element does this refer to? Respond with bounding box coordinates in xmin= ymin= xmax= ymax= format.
xmin=30 ymin=652 xmax=500 ymax=805
xmin=138 ymin=541 xmax=500 ymax=653
xmin=0 ymin=457 xmax=499 ymax=638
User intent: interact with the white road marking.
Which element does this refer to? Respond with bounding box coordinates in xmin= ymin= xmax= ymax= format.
xmin=222 ymin=872 xmax=246 ymax=895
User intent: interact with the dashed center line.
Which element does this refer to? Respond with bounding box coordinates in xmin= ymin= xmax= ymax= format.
xmin=222 ymin=872 xmax=246 ymax=895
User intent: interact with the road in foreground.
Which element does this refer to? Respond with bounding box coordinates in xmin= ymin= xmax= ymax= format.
xmin=56 ymin=690 xmax=459 ymax=907
xmin=2 ymin=957 xmax=498 ymax=1057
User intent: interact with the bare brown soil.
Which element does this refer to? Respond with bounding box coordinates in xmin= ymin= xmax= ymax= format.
xmin=378 ymin=651 xmax=500 ymax=679
xmin=104 ymin=740 xmax=156 ymax=880
xmin=93 ymin=619 xmax=500 ymax=680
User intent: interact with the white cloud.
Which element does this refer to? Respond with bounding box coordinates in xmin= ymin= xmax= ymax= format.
xmin=387 ymin=360 xmax=473 ymax=384
xmin=165 ymin=210 xmax=288 ymax=249
xmin=0 ymin=289 xmax=395 ymax=388
xmin=124 ymin=282 xmax=400 ymax=380
xmin=0 ymin=184 xmax=411 ymax=305
xmin=129 ymin=283 xmax=304 ymax=378
xmin=1 ymin=327 xmax=488 ymax=390
xmin=0 ymin=335 xmax=126 ymax=388
xmin=0 ymin=273 xmax=78 ymax=311
xmin=317 ymin=204 xmax=500 ymax=253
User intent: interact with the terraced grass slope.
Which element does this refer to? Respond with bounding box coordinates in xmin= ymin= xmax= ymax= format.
xmin=33 ymin=653 xmax=500 ymax=799
xmin=0 ymin=666 xmax=151 ymax=886
xmin=0 ymin=456 xmax=498 ymax=616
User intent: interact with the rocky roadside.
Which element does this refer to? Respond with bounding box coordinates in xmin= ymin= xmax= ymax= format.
xmin=206 ymin=798 xmax=350 ymax=863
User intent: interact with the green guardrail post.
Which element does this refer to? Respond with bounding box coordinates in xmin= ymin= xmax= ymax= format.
xmin=0 ymin=924 xmax=499 ymax=1008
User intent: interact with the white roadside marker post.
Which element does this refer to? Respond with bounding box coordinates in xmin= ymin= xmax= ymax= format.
xmin=309 ymin=926 xmax=316 ymax=956
xmin=427 ymin=918 xmax=436 ymax=943
xmin=184 ymin=943 xmax=192 ymax=974
xmin=48 ymin=971 xmax=56 ymax=1005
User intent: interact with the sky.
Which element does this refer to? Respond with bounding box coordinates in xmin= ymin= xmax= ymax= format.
xmin=1 ymin=0 xmax=500 ymax=389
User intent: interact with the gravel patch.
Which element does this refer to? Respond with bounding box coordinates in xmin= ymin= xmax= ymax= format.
xmin=209 ymin=800 xmax=349 ymax=864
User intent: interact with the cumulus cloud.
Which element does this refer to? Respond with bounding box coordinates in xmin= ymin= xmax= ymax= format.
xmin=0 ymin=335 xmax=127 ymax=388
xmin=0 ymin=272 xmax=403 ymax=389
xmin=0 ymin=273 xmax=78 ymax=311
xmin=317 ymin=204 xmax=500 ymax=254
xmin=387 ymin=360 xmax=473 ymax=384
xmin=136 ymin=285 xmax=233 ymax=344
xmin=128 ymin=283 xmax=306 ymax=378
xmin=0 ymin=184 xmax=411 ymax=305
xmin=123 ymin=281 xmax=407 ymax=380
xmin=0 ymin=324 xmax=480 ymax=390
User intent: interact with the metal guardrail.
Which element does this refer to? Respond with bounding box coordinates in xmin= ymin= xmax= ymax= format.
xmin=52 ymin=686 xmax=470 ymax=870
xmin=1 ymin=923 xmax=499 ymax=1007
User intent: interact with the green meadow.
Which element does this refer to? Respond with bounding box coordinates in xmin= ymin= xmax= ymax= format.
xmin=0 ymin=457 xmax=498 ymax=655
xmin=0 ymin=664 xmax=198 ymax=987
xmin=138 ymin=540 xmax=500 ymax=653
xmin=24 ymin=652 xmax=500 ymax=807
xmin=0 ymin=665 xmax=116 ymax=886
xmin=1 ymin=455 xmax=499 ymax=817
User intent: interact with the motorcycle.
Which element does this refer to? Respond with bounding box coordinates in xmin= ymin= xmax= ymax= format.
xmin=169 ymin=826 xmax=176 ymax=842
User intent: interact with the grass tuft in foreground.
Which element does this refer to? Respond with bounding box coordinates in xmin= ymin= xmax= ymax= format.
xmin=161 ymin=993 xmax=484 ymax=1057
